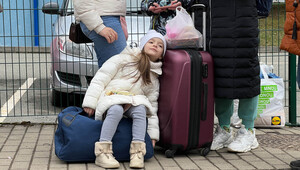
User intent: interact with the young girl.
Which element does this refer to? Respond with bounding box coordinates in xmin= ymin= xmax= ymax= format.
xmin=82 ymin=30 xmax=166 ymax=169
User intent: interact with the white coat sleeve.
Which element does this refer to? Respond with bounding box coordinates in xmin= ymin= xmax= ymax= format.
xmin=82 ymin=55 xmax=123 ymax=109
xmin=144 ymin=77 xmax=160 ymax=141
xmin=73 ymin=0 xmax=105 ymax=34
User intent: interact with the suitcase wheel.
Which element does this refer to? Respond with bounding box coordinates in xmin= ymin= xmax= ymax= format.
xmin=165 ymin=149 xmax=176 ymax=158
xmin=199 ymin=147 xmax=210 ymax=156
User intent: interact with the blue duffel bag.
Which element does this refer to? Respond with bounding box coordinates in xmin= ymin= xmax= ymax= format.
xmin=55 ymin=106 xmax=154 ymax=162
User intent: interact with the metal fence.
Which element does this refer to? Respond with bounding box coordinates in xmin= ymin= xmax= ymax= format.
xmin=0 ymin=1 xmax=299 ymax=125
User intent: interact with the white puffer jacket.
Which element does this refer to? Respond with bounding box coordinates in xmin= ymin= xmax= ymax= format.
xmin=73 ymin=0 xmax=126 ymax=34
xmin=82 ymin=46 xmax=161 ymax=141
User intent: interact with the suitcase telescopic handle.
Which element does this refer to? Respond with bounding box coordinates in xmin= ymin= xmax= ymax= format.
xmin=191 ymin=4 xmax=207 ymax=51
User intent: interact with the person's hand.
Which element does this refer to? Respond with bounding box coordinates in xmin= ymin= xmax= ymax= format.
xmin=99 ymin=27 xmax=118 ymax=44
xmin=83 ymin=107 xmax=95 ymax=117
xmin=149 ymin=3 xmax=167 ymax=14
xmin=152 ymin=139 xmax=156 ymax=147
xmin=167 ymin=0 xmax=182 ymax=10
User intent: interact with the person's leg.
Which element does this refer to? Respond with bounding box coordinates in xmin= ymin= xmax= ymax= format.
xmin=124 ymin=105 xmax=147 ymax=168
xmin=227 ymin=95 xmax=259 ymax=153
xmin=80 ymin=16 xmax=127 ymax=68
xmin=99 ymin=104 xmax=124 ymax=141
xmin=211 ymin=98 xmax=234 ymax=150
xmin=95 ymin=104 xmax=123 ymax=168
xmin=215 ymin=98 xmax=234 ymax=129
xmin=124 ymin=105 xmax=147 ymax=142
xmin=238 ymin=95 xmax=259 ymax=129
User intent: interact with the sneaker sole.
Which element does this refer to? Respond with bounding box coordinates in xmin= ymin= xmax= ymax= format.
xmin=227 ymin=139 xmax=259 ymax=153
xmin=211 ymin=137 xmax=234 ymax=151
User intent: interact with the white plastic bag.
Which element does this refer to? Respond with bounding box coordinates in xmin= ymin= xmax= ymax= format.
xmin=255 ymin=64 xmax=285 ymax=128
xmin=165 ymin=6 xmax=203 ymax=49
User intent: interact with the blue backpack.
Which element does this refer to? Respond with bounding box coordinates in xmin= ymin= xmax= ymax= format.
xmin=55 ymin=106 xmax=154 ymax=162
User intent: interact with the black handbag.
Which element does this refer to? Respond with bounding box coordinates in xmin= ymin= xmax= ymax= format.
xmin=69 ymin=22 xmax=93 ymax=44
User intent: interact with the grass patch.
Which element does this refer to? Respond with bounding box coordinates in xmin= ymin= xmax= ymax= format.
xmin=258 ymin=3 xmax=286 ymax=47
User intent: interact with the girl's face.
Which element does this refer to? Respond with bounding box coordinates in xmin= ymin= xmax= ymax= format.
xmin=143 ymin=38 xmax=164 ymax=62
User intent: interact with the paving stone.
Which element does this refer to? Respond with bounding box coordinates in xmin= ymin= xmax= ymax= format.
xmin=193 ymin=160 xmax=218 ymax=170
xmin=0 ymin=125 xmax=13 ymax=132
xmin=264 ymin=158 xmax=285 ymax=165
xmin=31 ymin=157 xmax=49 ymax=165
xmin=0 ymin=158 xmax=12 ymax=166
xmin=14 ymin=154 xmax=32 ymax=162
xmin=17 ymin=149 xmax=34 ymax=155
xmin=33 ymin=151 xmax=51 ymax=158
xmin=1 ymin=145 xmax=18 ymax=152
xmin=0 ymin=165 xmax=9 ymax=170
xmin=208 ymin=157 xmax=236 ymax=170
xmin=174 ymin=155 xmax=199 ymax=169
xmin=249 ymin=161 xmax=274 ymax=169
xmin=145 ymin=157 xmax=163 ymax=170
xmin=67 ymin=163 xmax=87 ymax=170
xmin=0 ymin=151 xmax=15 ymax=159
xmin=240 ymin=155 xmax=262 ymax=162
xmin=228 ymin=159 xmax=255 ymax=169
xmin=219 ymin=152 xmax=240 ymax=160
xmin=19 ymin=142 xmax=36 ymax=149
xmin=30 ymin=164 xmax=48 ymax=170
xmin=10 ymin=161 xmax=30 ymax=170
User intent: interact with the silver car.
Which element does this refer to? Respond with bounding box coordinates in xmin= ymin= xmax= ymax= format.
xmin=42 ymin=0 xmax=150 ymax=106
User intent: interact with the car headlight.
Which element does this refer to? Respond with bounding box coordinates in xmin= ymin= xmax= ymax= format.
xmin=57 ymin=36 xmax=93 ymax=59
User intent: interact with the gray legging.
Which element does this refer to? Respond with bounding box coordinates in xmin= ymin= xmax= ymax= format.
xmin=99 ymin=104 xmax=147 ymax=142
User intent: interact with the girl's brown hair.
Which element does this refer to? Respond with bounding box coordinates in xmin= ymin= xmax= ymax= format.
xmin=124 ymin=49 xmax=161 ymax=85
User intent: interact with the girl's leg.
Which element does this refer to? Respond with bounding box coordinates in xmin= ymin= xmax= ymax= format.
xmin=215 ymin=98 xmax=234 ymax=129
xmin=125 ymin=105 xmax=147 ymax=169
xmin=238 ymin=95 xmax=259 ymax=129
xmin=99 ymin=104 xmax=124 ymax=142
xmin=80 ymin=16 xmax=127 ymax=68
xmin=124 ymin=105 xmax=147 ymax=142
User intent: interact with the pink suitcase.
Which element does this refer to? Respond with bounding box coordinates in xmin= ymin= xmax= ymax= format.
xmin=157 ymin=4 xmax=214 ymax=158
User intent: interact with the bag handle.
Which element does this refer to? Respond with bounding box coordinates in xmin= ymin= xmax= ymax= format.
xmin=61 ymin=107 xmax=83 ymax=127
xmin=175 ymin=6 xmax=189 ymax=16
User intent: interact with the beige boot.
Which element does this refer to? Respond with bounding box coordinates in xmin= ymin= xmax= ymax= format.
xmin=94 ymin=141 xmax=120 ymax=168
xmin=129 ymin=141 xmax=146 ymax=168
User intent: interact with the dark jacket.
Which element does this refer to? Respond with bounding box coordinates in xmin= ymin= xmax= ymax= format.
xmin=209 ymin=0 xmax=260 ymax=99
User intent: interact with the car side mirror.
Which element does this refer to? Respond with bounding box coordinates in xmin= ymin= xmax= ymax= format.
xmin=42 ymin=2 xmax=60 ymax=15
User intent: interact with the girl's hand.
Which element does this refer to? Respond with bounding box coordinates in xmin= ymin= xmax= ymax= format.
xmin=83 ymin=107 xmax=95 ymax=117
xmin=152 ymin=139 xmax=156 ymax=147
xmin=99 ymin=27 xmax=118 ymax=44
xmin=167 ymin=0 xmax=182 ymax=10
xmin=149 ymin=3 xmax=167 ymax=14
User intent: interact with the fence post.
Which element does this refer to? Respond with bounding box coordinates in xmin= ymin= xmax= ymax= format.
xmin=288 ymin=53 xmax=299 ymax=126
xmin=34 ymin=0 xmax=39 ymax=46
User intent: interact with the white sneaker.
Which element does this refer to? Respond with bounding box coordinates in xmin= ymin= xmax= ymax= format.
xmin=211 ymin=125 xmax=234 ymax=150
xmin=227 ymin=126 xmax=259 ymax=153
